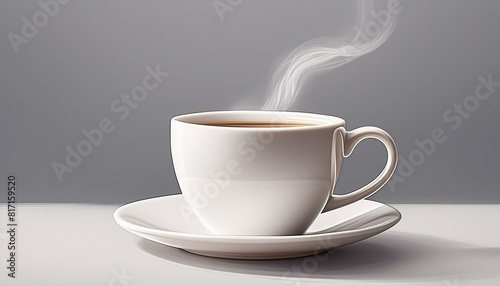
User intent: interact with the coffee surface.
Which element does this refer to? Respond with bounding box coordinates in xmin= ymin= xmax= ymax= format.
xmin=200 ymin=122 xmax=313 ymax=128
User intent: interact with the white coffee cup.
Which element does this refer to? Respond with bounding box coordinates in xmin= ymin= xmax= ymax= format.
xmin=171 ymin=111 xmax=397 ymax=236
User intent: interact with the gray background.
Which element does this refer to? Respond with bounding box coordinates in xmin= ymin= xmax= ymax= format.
xmin=0 ymin=0 xmax=499 ymax=204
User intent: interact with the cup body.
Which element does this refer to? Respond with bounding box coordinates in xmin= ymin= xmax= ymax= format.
xmin=171 ymin=111 xmax=345 ymax=235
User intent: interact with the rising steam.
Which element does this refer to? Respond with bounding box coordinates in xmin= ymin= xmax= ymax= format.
xmin=261 ymin=0 xmax=399 ymax=111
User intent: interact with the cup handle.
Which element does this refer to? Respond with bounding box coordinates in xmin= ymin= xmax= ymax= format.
xmin=322 ymin=126 xmax=398 ymax=212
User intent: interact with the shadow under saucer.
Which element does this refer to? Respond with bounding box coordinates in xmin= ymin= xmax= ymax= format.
xmin=135 ymin=231 xmax=500 ymax=285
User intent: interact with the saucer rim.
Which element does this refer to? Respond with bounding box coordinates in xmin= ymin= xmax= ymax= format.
xmin=114 ymin=194 xmax=402 ymax=242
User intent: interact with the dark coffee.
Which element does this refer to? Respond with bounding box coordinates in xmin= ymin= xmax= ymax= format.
xmin=201 ymin=122 xmax=314 ymax=128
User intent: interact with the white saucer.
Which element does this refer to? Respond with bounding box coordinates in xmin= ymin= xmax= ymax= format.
xmin=114 ymin=195 xmax=401 ymax=260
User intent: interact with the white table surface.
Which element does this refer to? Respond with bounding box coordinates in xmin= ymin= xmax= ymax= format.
xmin=1 ymin=202 xmax=499 ymax=286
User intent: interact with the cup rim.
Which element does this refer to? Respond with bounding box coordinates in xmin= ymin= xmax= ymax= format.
xmin=171 ymin=110 xmax=345 ymax=131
